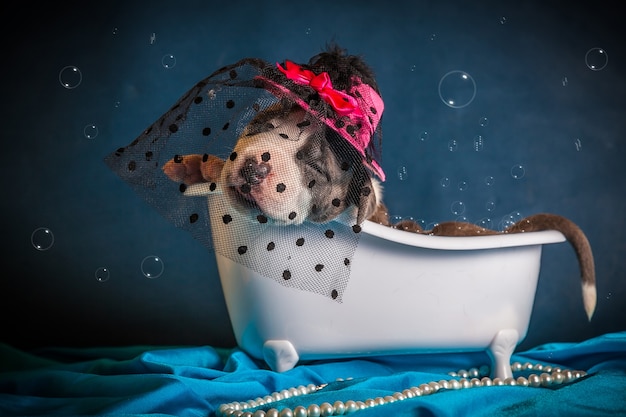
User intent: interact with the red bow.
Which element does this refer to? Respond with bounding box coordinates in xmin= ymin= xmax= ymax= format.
xmin=277 ymin=60 xmax=360 ymax=116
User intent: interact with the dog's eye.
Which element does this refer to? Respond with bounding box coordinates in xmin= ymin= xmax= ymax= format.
xmin=306 ymin=162 xmax=329 ymax=181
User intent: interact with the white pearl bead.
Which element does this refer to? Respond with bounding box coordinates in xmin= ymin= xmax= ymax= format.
xmin=278 ymin=408 xmax=293 ymax=417
xmin=266 ymin=409 xmax=279 ymax=417
xmin=553 ymin=372 xmax=565 ymax=384
xmin=364 ymin=399 xmax=376 ymax=408
xmin=448 ymin=379 xmax=461 ymax=390
xmin=438 ymin=379 xmax=450 ymax=389
xmin=504 ymin=377 xmax=516 ymax=386
xmin=320 ymin=402 xmax=334 ymax=416
xmin=528 ymin=374 xmax=541 ymax=387
xmin=468 ymin=368 xmax=480 ymax=378
xmin=344 ymin=400 xmax=358 ymax=413
xmin=393 ymin=392 xmax=405 ymax=401
xmin=512 ymin=362 xmax=522 ymax=372
xmin=293 ymin=406 xmax=307 ymax=417
xmin=516 ymin=377 xmax=529 ymax=387
xmin=307 ymin=404 xmax=321 ymax=417
xmin=540 ymin=373 xmax=553 ymax=387
xmin=470 ymin=378 xmax=482 ymax=388
xmin=252 ymin=411 xmax=266 ymax=417
xmin=383 ymin=395 xmax=395 ymax=403
xmin=481 ymin=377 xmax=493 ymax=387
xmin=241 ymin=411 xmax=253 ymax=417
xmin=333 ymin=401 xmax=345 ymax=415
xmin=419 ymin=384 xmax=433 ymax=395
xmin=428 ymin=382 xmax=441 ymax=392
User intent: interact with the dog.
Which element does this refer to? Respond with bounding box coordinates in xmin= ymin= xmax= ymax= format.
xmin=161 ymin=46 xmax=596 ymax=321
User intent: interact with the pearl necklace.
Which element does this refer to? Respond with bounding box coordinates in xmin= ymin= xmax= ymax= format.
xmin=217 ymin=362 xmax=586 ymax=417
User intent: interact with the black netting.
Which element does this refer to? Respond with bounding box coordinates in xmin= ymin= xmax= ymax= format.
xmin=105 ymin=47 xmax=384 ymax=302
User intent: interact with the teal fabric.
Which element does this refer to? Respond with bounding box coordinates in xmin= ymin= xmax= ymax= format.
xmin=1 ymin=332 xmax=625 ymax=416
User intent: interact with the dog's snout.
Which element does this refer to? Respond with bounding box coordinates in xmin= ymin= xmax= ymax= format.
xmin=240 ymin=158 xmax=271 ymax=185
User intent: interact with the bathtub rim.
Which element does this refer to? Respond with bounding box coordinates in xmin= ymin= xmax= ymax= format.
xmin=360 ymin=220 xmax=566 ymax=250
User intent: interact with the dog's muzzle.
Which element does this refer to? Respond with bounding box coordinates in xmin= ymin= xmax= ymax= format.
xmin=239 ymin=158 xmax=271 ymax=193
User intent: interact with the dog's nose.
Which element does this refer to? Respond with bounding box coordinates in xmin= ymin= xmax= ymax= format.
xmin=240 ymin=158 xmax=271 ymax=185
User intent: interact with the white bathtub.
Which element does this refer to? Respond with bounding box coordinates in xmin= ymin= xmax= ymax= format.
xmin=207 ymin=196 xmax=566 ymax=380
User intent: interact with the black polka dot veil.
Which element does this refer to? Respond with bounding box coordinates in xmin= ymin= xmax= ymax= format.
xmin=105 ymin=47 xmax=385 ymax=302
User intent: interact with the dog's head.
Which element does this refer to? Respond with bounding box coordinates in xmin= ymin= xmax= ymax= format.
xmin=221 ymin=104 xmax=382 ymax=225
xmin=163 ymin=45 xmax=385 ymax=227
xmin=164 ymin=104 xmax=382 ymax=226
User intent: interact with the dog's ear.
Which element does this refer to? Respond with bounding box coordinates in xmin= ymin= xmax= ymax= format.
xmin=352 ymin=173 xmax=380 ymax=225
xmin=163 ymin=154 xmax=224 ymax=185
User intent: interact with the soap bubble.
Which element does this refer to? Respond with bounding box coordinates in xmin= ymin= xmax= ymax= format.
xmin=150 ymin=32 xmax=156 ymax=44
xmin=476 ymin=217 xmax=492 ymax=229
xmin=95 ymin=267 xmax=110 ymax=282
xmin=574 ymin=138 xmax=582 ymax=151
xmin=511 ymin=165 xmax=525 ymax=179
xmin=440 ymin=177 xmax=451 ymax=188
xmin=438 ymin=70 xmax=476 ymax=108
xmin=305 ymin=27 xmax=311 ymax=35
xmin=448 ymin=139 xmax=458 ymax=152
xmin=484 ymin=176 xmax=495 ymax=186
xmin=585 ymin=47 xmax=608 ymax=71
xmin=458 ymin=180 xmax=468 ymax=191
xmin=473 ymin=135 xmax=484 ymax=151
xmin=418 ymin=131 xmax=429 ymax=141
xmin=397 ymin=165 xmax=408 ymax=180
xmin=83 ymin=124 xmax=99 ymax=139
xmin=59 ymin=65 xmax=82 ymax=89
xmin=31 ymin=227 xmax=54 ymax=251
xmin=161 ymin=54 xmax=177 ymax=69
xmin=500 ymin=211 xmax=524 ymax=231
xmin=141 ymin=255 xmax=164 ymax=279
xmin=389 ymin=214 xmax=403 ymax=224
xmin=485 ymin=200 xmax=496 ymax=212
xmin=561 ymin=76 xmax=568 ymax=87
xmin=499 ymin=16 xmax=507 ymax=24
xmin=479 ymin=117 xmax=489 ymax=127
xmin=451 ymin=201 xmax=466 ymax=215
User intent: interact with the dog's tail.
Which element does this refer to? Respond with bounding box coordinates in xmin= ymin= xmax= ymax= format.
xmin=506 ymin=213 xmax=597 ymax=321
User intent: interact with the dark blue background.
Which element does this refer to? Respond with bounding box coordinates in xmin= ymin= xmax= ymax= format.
xmin=3 ymin=0 xmax=624 ymax=352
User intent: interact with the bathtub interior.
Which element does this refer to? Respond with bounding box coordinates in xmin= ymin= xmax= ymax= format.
xmin=3 ymin=1 xmax=623 ymax=355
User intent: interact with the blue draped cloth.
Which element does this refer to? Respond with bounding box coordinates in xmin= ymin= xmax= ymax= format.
xmin=1 ymin=332 xmax=625 ymax=416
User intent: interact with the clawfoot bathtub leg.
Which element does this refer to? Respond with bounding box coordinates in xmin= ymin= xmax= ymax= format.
xmin=263 ymin=340 xmax=300 ymax=372
xmin=487 ymin=329 xmax=519 ymax=380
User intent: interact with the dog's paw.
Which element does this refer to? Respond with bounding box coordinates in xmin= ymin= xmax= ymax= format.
xmin=162 ymin=154 xmax=224 ymax=185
